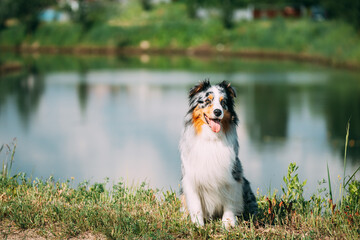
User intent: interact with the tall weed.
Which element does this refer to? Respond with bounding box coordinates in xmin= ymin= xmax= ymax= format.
xmin=0 ymin=138 xmax=16 ymax=179
xmin=281 ymin=162 xmax=307 ymax=204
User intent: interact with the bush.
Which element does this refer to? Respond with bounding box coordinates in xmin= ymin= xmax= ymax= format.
xmin=81 ymin=25 xmax=130 ymax=47
xmin=69 ymin=0 xmax=115 ymax=31
xmin=30 ymin=23 xmax=83 ymax=46
xmin=0 ymin=25 xmax=26 ymax=46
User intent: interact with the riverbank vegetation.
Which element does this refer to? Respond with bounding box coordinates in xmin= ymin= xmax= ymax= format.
xmin=0 ymin=166 xmax=359 ymax=239
xmin=1 ymin=1 xmax=360 ymax=68
xmin=0 ymin=140 xmax=359 ymax=239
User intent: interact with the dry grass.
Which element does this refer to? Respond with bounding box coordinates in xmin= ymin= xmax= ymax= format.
xmin=0 ymin=171 xmax=358 ymax=239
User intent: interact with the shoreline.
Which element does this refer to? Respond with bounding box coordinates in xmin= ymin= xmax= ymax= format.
xmin=1 ymin=45 xmax=360 ymax=71
xmin=0 ymin=62 xmax=22 ymax=75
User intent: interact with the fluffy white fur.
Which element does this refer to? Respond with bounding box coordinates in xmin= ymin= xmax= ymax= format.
xmin=180 ymin=125 xmax=243 ymax=228
xmin=180 ymin=82 xmax=247 ymax=229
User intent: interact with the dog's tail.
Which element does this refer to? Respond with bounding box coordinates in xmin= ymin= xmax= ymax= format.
xmin=242 ymin=177 xmax=258 ymax=218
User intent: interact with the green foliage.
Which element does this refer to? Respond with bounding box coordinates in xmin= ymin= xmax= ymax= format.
xmin=1 ymin=2 xmax=360 ymax=64
xmin=184 ymin=0 xmax=198 ymax=19
xmin=0 ymin=0 xmax=17 ymax=30
xmin=343 ymin=120 xmax=350 ymax=191
xmin=345 ymin=180 xmax=360 ymax=211
xmin=0 ymin=24 xmax=25 ymax=46
xmin=140 ymin=0 xmax=152 ymax=11
xmin=69 ymin=0 xmax=115 ymax=31
xmin=321 ymin=0 xmax=360 ymax=30
xmin=281 ymin=162 xmax=307 ymax=204
xmin=327 ymin=162 xmax=333 ymax=200
xmin=0 ymin=0 xmax=56 ymax=32
xmin=81 ymin=25 xmax=130 ymax=47
xmin=31 ymin=23 xmax=83 ymax=46
xmin=221 ymin=0 xmax=235 ymax=29
xmin=309 ymin=179 xmax=328 ymax=215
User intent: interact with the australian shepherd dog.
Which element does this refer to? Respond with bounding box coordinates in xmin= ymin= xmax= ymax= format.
xmin=179 ymin=80 xmax=257 ymax=229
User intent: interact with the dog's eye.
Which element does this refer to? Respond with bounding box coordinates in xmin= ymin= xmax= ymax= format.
xmin=205 ymin=98 xmax=211 ymax=104
xmin=221 ymin=99 xmax=226 ymax=108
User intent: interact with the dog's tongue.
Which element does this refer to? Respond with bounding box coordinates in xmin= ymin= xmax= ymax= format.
xmin=209 ymin=119 xmax=221 ymax=133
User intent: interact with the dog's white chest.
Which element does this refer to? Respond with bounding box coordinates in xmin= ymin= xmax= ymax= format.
xmin=181 ymin=131 xmax=236 ymax=186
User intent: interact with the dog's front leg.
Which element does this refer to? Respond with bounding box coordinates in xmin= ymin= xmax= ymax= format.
xmin=183 ymin=179 xmax=204 ymax=226
xmin=222 ymin=206 xmax=237 ymax=230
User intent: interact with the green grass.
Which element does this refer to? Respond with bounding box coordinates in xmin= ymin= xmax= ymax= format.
xmin=0 ymin=140 xmax=359 ymax=239
xmin=1 ymin=2 xmax=360 ymax=65
xmin=0 ymin=167 xmax=359 ymax=239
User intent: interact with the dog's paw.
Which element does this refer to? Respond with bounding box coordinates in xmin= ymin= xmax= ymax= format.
xmin=222 ymin=211 xmax=237 ymax=230
xmin=222 ymin=218 xmax=236 ymax=230
xmin=190 ymin=212 xmax=204 ymax=227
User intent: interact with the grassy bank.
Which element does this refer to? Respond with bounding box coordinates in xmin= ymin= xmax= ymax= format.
xmin=0 ymin=139 xmax=359 ymax=239
xmin=0 ymin=166 xmax=359 ymax=239
xmin=1 ymin=2 xmax=360 ymax=67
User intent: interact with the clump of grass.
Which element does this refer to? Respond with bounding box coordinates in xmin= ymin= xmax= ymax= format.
xmin=327 ymin=162 xmax=333 ymax=201
xmin=343 ymin=120 xmax=350 ymax=189
xmin=0 ymin=138 xmax=16 ymax=179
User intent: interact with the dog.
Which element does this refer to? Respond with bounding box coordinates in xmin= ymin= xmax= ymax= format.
xmin=179 ymin=79 xmax=257 ymax=228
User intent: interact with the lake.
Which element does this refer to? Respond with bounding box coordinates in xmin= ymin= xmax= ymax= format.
xmin=0 ymin=54 xmax=359 ymax=198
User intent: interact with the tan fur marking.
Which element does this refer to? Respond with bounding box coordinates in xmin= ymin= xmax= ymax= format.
xmin=221 ymin=110 xmax=232 ymax=133
xmin=192 ymin=105 xmax=214 ymax=134
xmin=192 ymin=106 xmax=206 ymax=134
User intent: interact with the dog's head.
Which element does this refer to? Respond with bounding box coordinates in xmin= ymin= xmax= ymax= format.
xmin=188 ymin=79 xmax=238 ymax=134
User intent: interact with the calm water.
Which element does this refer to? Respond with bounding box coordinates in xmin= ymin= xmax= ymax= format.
xmin=0 ymin=54 xmax=360 ymax=197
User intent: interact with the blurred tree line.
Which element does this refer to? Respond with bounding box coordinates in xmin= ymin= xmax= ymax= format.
xmin=0 ymin=0 xmax=115 ymax=32
xmin=0 ymin=0 xmax=56 ymax=32
xmin=0 ymin=0 xmax=359 ymax=32
xmin=183 ymin=0 xmax=360 ymax=29
xmin=65 ymin=0 xmax=116 ymax=30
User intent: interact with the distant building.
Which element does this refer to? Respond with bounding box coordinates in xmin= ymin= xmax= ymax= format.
xmin=233 ymin=6 xmax=254 ymax=21
xmin=118 ymin=0 xmax=171 ymax=4
xmin=197 ymin=6 xmax=254 ymax=21
xmin=38 ymin=8 xmax=70 ymax=22
xmin=253 ymin=4 xmax=306 ymax=19
xmin=151 ymin=0 xmax=171 ymax=3
xmin=196 ymin=4 xmax=307 ymax=22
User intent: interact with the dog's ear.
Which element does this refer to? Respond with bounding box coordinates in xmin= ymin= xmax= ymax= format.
xmin=189 ymin=79 xmax=211 ymax=98
xmin=219 ymin=80 xmax=236 ymax=98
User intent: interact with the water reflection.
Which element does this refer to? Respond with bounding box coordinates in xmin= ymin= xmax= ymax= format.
xmin=246 ymin=84 xmax=289 ymax=140
xmin=0 ymin=55 xmax=359 ymax=197
xmin=0 ymin=71 xmax=45 ymax=130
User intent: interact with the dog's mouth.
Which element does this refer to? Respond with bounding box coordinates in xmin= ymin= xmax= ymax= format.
xmin=204 ymin=114 xmax=221 ymax=133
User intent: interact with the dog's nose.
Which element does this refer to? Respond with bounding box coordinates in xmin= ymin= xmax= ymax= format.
xmin=213 ymin=109 xmax=222 ymax=117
